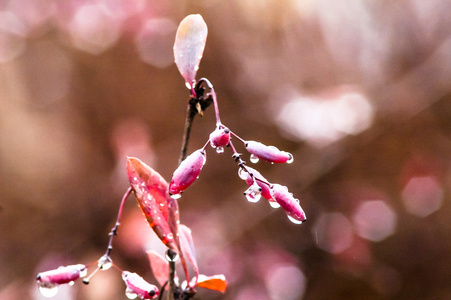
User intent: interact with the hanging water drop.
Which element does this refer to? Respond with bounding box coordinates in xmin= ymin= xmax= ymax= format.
xmin=250 ymin=154 xmax=259 ymax=163
xmin=125 ymin=288 xmax=138 ymax=299
xmin=165 ymin=250 xmax=179 ymax=262
xmin=216 ymin=146 xmax=224 ymax=154
xmin=38 ymin=284 xmax=59 ymax=298
xmin=286 ymin=153 xmax=294 ymax=164
xmin=287 ymin=215 xmax=305 ymax=224
xmin=170 ymin=193 xmax=182 ymax=200
xmin=98 ymin=255 xmax=112 ymax=270
xmin=185 ymin=82 xmax=191 ymax=89
xmin=244 ymin=182 xmax=262 ymax=203
xmin=79 ymin=267 xmax=87 ymax=278
xmin=268 ymin=200 xmax=281 ymax=208
xmin=238 ymin=168 xmax=248 ymax=180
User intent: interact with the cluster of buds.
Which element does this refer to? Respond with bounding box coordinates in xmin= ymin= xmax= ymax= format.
xmin=170 ymin=15 xmax=306 ymax=224
xmin=168 ymin=113 xmax=306 ymax=224
xmin=36 ymin=260 xmax=159 ymax=299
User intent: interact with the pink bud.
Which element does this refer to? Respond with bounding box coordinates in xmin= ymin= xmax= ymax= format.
xmin=169 ymin=150 xmax=206 ymax=197
xmin=209 ymin=126 xmax=230 ymax=149
xmin=245 ymin=141 xmax=293 ymax=164
xmin=122 ymin=271 xmax=159 ymax=299
xmin=270 ymin=184 xmax=306 ymax=224
xmin=37 ymin=264 xmax=87 ymax=286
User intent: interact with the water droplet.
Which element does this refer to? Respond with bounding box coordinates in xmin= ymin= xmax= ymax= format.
xmin=125 ymin=287 xmax=138 ymax=299
xmin=165 ymin=250 xmax=179 ymax=262
xmin=79 ymin=267 xmax=88 ymax=278
xmin=39 ymin=284 xmax=59 ymax=298
xmin=68 ymin=281 xmax=75 ymax=286
xmin=238 ymin=168 xmax=248 ymax=180
xmin=216 ymin=146 xmax=224 ymax=154
xmin=250 ymin=154 xmax=259 ymax=163
xmin=194 ymin=64 xmax=199 ymax=71
xmin=244 ymin=183 xmax=262 ymax=203
xmin=287 ymin=153 xmax=294 ymax=164
xmin=98 ymin=255 xmax=112 ymax=270
xmin=170 ymin=193 xmax=181 ymax=200
xmin=269 ymin=200 xmax=281 ymax=208
xmin=288 ymin=215 xmax=304 ymax=224
xmin=185 ymin=82 xmax=191 ymax=89
xmin=166 ymin=233 xmax=174 ymax=240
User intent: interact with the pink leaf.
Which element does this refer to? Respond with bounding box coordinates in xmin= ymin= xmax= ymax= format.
xmin=126 ymin=157 xmax=179 ymax=251
xmin=146 ymin=250 xmax=169 ymax=287
xmin=174 ymin=14 xmax=208 ymax=89
xmin=195 ymin=274 xmax=228 ymax=293
xmin=179 ymin=224 xmax=199 ymax=286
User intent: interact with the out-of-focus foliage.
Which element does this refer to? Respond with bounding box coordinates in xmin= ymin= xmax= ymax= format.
xmin=1 ymin=1 xmax=451 ymax=299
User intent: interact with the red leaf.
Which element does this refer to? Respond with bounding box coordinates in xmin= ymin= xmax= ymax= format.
xmin=126 ymin=157 xmax=178 ymax=251
xmin=195 ymin=274 xmax=228 ymax=293
xmin=179 ymin=224 xmax=199 ymax=286
xmin=146 ymin=250 xmax=169 ymax=287
xmin=174 ymin=14 xmax=208 ymax=90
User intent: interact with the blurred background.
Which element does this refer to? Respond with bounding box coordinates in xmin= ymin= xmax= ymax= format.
xmin=1 ymin=0 xmax=451 ymax=299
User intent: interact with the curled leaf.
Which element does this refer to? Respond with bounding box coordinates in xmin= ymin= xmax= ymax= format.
xmin=179 ymin=224 xmax=199 ymax=286
xmin=195 ymin=274 xmax=228 ymax=293
xmin=174 ymin=14 xmax=208 ymax=89
xmin=146 ymin=250 xmax=169 ymax=287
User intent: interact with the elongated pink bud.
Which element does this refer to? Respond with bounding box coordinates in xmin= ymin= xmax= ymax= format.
xmin=270 ymin=184 xmax=306 ymax=224
xmin=169 ymin=149 xmax=206 ymax=197
xmin=209 ymin=126 xmax=230 ymax=149
xmin=245 ymin=141 xmax=293 ymax=164
xmin=122 ymin=271 xmax=159 ymax=299
xmin=37 ymin=264 xmax=87 ymax=287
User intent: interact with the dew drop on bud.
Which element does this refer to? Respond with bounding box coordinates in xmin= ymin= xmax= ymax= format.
xmin=185 ymin=82 xmax=192 ymax=90
xmin=238 ymin=168 xmax=248 ymax=180
xmin=216 ymin=146 xmax=224 ymax=154
xmin=286 ymin=153 xmax=294 ymax=164
xmin=38 ymin=285 xmax=59 ymax=298
xmin=250 ymin=154 xmax=259 ymax=164
xmin=269 ymin=200 xmax=281 ymax=208
xmin=170 ymin=193 xmax=182 ymax=200
xmin=98 ymin=255 xmax=112 ymax=270
xmin=288 ymin=215 xmax=305 ymax=224
xmin=125 ymin=288 xmax=138 ymax=299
